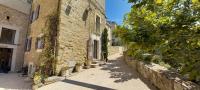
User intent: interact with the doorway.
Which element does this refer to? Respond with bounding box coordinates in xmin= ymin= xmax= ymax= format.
xmin=93 ymin=40 xmax=99 ymax=59
xmin=0 ymin=48 xmax=13 ymax=73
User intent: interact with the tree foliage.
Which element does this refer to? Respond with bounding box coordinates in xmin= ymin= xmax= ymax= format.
xmin=115 ymin=0 xmax=200 ymax=83
xmin=101 ymin=28 xmax=108 ymax=61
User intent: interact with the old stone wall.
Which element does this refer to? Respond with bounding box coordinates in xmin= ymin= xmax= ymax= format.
xmin=108 ymin=46 xmax=122 ymax=56
xmin=0 ymin=4 xmax=29 ymax=71
xmin=123 ymin=52 xmax=200 ymax=90
xmin=24 ymin=0 xmax=59 ymax=66
xmin=57 ymin=0 xmax=89 ymax=73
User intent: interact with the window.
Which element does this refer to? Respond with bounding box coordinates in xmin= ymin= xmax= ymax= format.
xmin=25 ymin=37 xmax=32 ymax=52
xmin=96 ymin=15 xmax=100 ymax=33
xmin=35 ymin=37 xmax=44 ymax=49
xmin=65 ymin=5 xmax=71 ymax=16
xmin=32 ymin=11 xmax=36 ymax=22
xmin=35 ymin=5 xmax=40 ymax=19
xmin=30 ymin=11 xmax=34 ymax=23
xmin=31 ymin=4 xmax=40 ymax=22
xmin=0 ymin=28 xmax=16 ymax=44
xmin=82 ymin=9 xmax=89 ymax=21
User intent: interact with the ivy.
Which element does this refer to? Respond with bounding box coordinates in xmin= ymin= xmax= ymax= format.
xmin=34 ymin=13 xmax=59 ymax=84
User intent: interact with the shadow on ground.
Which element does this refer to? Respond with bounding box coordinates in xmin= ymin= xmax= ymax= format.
xmin=62 ymin=79 xmax=115 ymax=90
xmin=0 ymin=73 xmax=32 ymax=90
xmin=101 ymin=56 xmax=138 ymax=83
xmin=100 ymin=54 xmax=157 ymax=90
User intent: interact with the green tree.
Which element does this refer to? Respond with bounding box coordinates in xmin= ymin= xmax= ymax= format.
xmin=101 ymin=28 xmax=108 ymax=61
xmin=115 ymin=0 xmax=200 ymax=83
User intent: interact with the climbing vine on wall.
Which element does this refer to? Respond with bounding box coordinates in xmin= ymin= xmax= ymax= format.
xmin=34 ymin=13 xmax=59 ymax=84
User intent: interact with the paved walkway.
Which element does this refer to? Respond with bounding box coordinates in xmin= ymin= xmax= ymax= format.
xmin=0 ymin=73 xmax=32 ymax=90
xmin=38 ymin=53 xmax=156 ymax=90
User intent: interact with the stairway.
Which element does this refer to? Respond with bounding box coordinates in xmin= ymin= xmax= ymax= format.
xmin=91 ymin=61 xmax=100 ymax=68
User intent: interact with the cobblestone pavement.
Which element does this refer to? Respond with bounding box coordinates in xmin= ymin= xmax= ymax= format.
xmin=0 ymin=73 xmax=32 ymax=90
xmin=38 ymin=53 xmax=156 ymax=90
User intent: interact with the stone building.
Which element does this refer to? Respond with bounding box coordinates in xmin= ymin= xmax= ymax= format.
xmin=106 ymin=21 xmax=119 ymax=46
xmin=106 ymin=21 xmax=113 ymax=46
xmin=24 ymin=0 xmax=106 ymax=75
xmin=0 ymin=0 xmax=31 ymax=72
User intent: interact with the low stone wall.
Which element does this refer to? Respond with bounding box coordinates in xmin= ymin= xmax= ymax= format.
xmin=123 ymin=53 xmax=200 ymax=90
xmin=108 ymin=46 xmax=122 ymax=56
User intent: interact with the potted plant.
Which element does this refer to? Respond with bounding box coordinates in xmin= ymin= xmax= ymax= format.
xmin=33 ymin=71 xmax=42 ymax=85
xmin=61 ymin=66 xmax=68 ymax=76
xmin=75 ymin=62 xmax=83 ymax=72
xmin=84 ymin=59 xmax=92 ymax=69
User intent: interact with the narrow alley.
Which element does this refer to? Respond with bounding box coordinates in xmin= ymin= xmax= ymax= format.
xmin=38 ymin=54 xmax=156 ymax=90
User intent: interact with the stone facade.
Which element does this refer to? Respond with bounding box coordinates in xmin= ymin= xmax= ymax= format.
xmin=106 ymin=21 xmax=112 ymax=46
xmin=24 ymin=0 xmax=59 ymax=63
xmin=24 ymin=0 xmax=106 ymax=75
xmin=57 ymin=0 xmax=106 ymax=73
xmin=106 ymin=21 xmax=121 ymax=46
xmin=24 ymin=0 xmax=60 ymax=75
xmin=0 ymin=1 xmax=30 ymax=72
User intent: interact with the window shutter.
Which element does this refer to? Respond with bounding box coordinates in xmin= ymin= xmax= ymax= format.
xmin=25 ymin=38 xmax=28 ymax=51
xmin=32 ymin=11 xmax=36 ymax=21
xmin=82 ymin=9 xmax=89 ymax=21
xmin=38 ymin=38 xmax=42 ymax=49
xmin=30 ymin=11 xmax=34 ymax=23
xmin=36 ymin=37 xmax=44 ymax=49
xmin=36 ymin=5 xmax=40 ymax=19
xmin=26 ymin=37 xmax=32 ymax=51
xmin=41 ymin=38 xmax=44 ymax=49
xmin=96 ymin=16 xmax=101 ymax=33
xmin=35 ymin=37 xmax=39 ymax=49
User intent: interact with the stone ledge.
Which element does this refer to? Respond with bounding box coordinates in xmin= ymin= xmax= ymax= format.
xmin=123 ymin=53 xmax=200 ymax=90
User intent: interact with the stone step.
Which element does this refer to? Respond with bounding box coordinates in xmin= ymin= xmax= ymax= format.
xmin=90 ymin=63 xmax=99 ymax=68
xmin=83 ymin=66 xmax=90 ymax=69
xmin=92 ymin=61 xmax=99 ymax=64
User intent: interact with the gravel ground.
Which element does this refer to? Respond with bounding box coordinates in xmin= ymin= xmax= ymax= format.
xmin=0 ymin=73 xmax=32 ymax=90
xmin=38 ymin=53 xmax=156 ymax=90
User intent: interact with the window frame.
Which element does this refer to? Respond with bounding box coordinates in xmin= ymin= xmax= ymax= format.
xmin=95 ymin=14 xmax=101 ymax=34
xmin=25 ymin=37 xmax=32 ymax=52
xmin=35 ymin=34 xmax=45 ymax=50
xmin=31 ymin=4 xmax=40 ymax=23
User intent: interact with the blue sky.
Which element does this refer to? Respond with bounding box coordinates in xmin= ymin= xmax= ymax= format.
xmin=106 ymin=0 xmax=132 ymax=25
